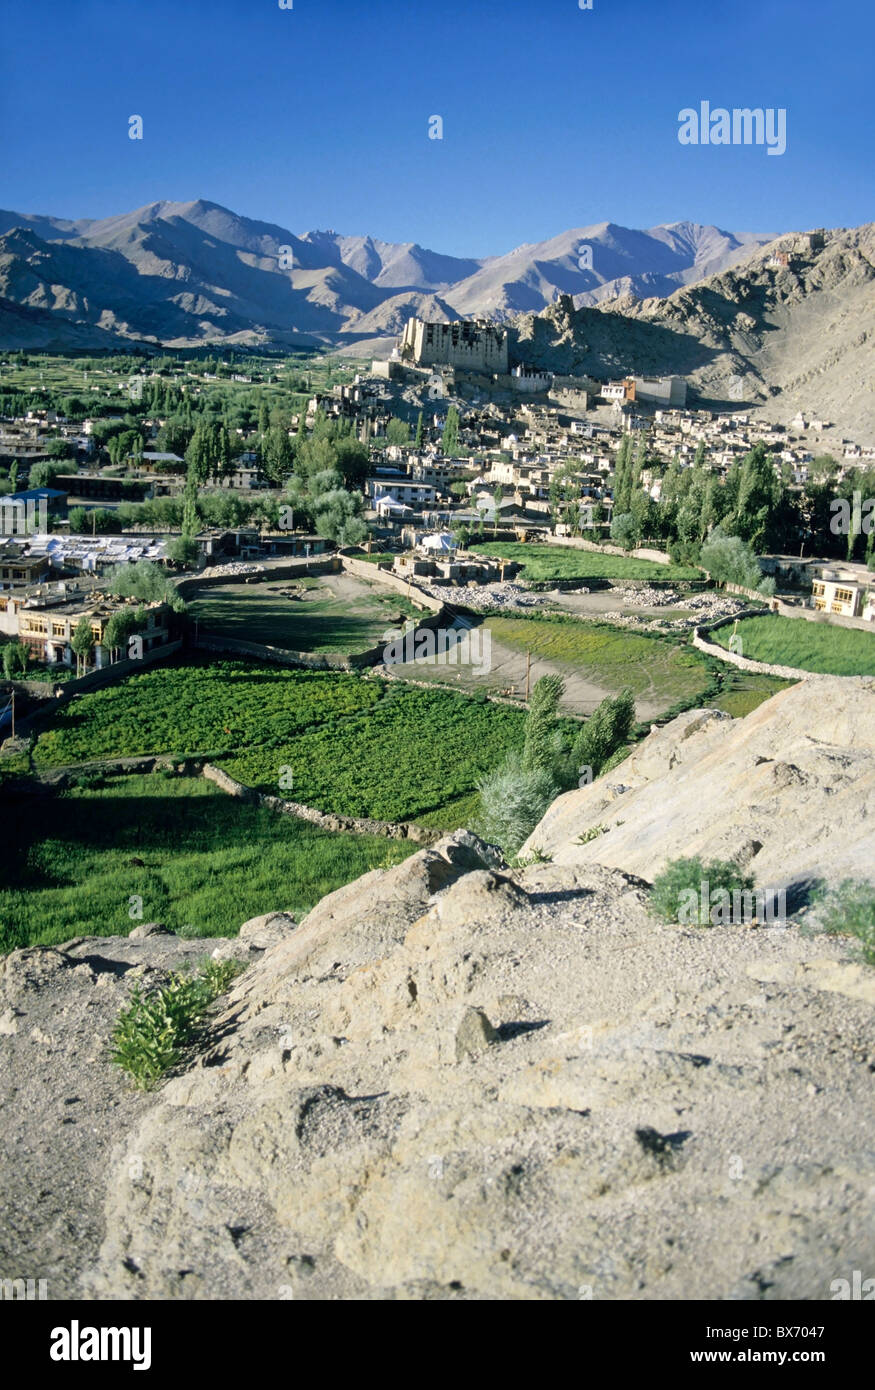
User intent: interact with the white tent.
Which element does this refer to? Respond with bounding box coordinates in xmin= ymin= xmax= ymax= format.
xmin=420 ymin=532 xmax=457 ymax=554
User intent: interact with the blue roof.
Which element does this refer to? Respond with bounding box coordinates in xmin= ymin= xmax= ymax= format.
xmin=8 ymin=488 xmax=68 ymax=502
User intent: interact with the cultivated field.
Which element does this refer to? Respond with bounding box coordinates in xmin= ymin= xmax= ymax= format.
xmin=386 ymin=612 xmax=716 ymax=719
xmin=713 ymin=613 xmax=875 ymax=676
xmin=0 ymin=773 xmax=416 ymax=950
xmin=29 ymin=658 xmax=527 ymax=826
xmin=188 ymin=573 xmax=420 ymax=653
xmin=470 ymin=541 xmax=702 ymax=583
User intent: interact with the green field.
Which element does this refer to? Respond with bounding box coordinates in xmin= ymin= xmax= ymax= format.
xmin=0 ymin=774 xmax=416 ymax=950
xmin=470 ymin=541 xmax=702 ymax=583
xmin=486 ymin=614 xmax=715 ymax=708
xmin=188 ymin=575 xmax=420 ymax=652
xmin=32 ymin=659 xmax=382 ymax=767
xmin=712 ymin=614 xmax=875 ymax=675
xmin=703 ymin=670 xmax=794 ymax=718
xmin=30 ymin=658 xmax=526 ymax=826
xmin=218 ymin=683 xmax=526 ymax=822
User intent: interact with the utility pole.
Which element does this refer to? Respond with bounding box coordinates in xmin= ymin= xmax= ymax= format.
xmin=525 ymin=650 xmax=531 ymax=702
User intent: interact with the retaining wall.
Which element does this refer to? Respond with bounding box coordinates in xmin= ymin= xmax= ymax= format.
xmin=692 ymin=611 xmax=811 ymax=680
xmin=201 ymin=762 xmax=439 ymax=843
xmin=340 ymin=554 xmax=445 ymax=613
xmin=544 ymin=535 xmax=675 ymax=566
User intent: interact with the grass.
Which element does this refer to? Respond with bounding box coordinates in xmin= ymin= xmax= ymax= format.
xmin=486 ymin=614 xmax=714 ymax=707
xmin=807 ymin=879 xmax=875 ymax=965
xmin=188 ymin=575 xmax=421 ymax=652
xmin=29 ymin=657 xmax=528 ymax=827
xmin=111 ymin=957 xmax=246 ymax=1090
xmin=32 ymin=658 xmax=383 ymax=767
xmin=349 ymin=550 xmax=401 ymax=565
xmin=712 ymin=614 xmax=875 ymax=676
xmin=704 ymin=670 xmax=795 ymax=718
xmin=0 ymin=773 xmax=418 ymax=950
xmin=470 ymin=541 xmax=702 ymax=583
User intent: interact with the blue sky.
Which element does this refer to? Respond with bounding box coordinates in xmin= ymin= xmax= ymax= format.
xmin=1 ymin=0 xmax=872 ymax=256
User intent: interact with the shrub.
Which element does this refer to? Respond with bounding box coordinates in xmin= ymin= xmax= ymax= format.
xmin=475 ymin=757 xmax=559 ymax=856
xmin=649 ymin=856 xmax=757 ymax=926
xmin=811 ymin=879 xmax=875 ymax=964
xmin=110 ymin=959 xmax=246 ymax=1089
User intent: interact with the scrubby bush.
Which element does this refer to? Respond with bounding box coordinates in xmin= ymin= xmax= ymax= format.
xmin=475 ymin=758 xmax=559 ymax=857
xmin=110 ymin=959 xmax=246 ymax=1090
xmin=649 ymin=856 xmax=757 ymax=926
xmin=810 ymin=879 xmax=875 ymax=964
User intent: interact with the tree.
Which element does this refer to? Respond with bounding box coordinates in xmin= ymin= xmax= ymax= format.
xmin=610 ymin=512 xmax=637 ymax=551
xmin=522 ymin=675 xmax=565 ymax=774
xmin=549 ymin=463 xmax=586 ymax=533
xmin=612 ymin=434 xmax=634 ymax=515
xmin=71 ymin=616 xmax=93 ymax=676
xmin=261 ymin=426 xmax=293 ymax=486
xmin=572 ymin=689 xmax=636 ymax=780
xmin=181 ymin=462 xmax=199 ymax=539
xmin=105 ymin=560 xmax=185 ymax=611
xmin=164 ymin=535 xmax=200 ymax=568
xmin=28 ymin=461 xmax=68 ymax=489
xmin=414 ymin=411 xmax=424 ymax=448
xmin=492 ymin=485 xmax=504 ymax=536
xmin=102 ymin=610 xmax=138 ymax=663
xmin=386 ymin=417 xmax=410 ymax=447
xmin=699 ymin=528 xmax=769 ymax=592
xmin=443 ymin=406 xmax=461 ymax=457
xmin=45 ymin=438 xmax=75 ymax=460
xmin=2 ymin=640 xmax=28 ymax=679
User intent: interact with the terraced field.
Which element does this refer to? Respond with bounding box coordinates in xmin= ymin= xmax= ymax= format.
xmin=712 ymin=614 xmax=875 ymax=675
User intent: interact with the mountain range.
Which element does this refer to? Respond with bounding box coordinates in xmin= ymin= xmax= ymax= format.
xmin=0 ymin=199 xmax=871 ymax=436
xmin=0 ymin=198 xmax=775 ymax=351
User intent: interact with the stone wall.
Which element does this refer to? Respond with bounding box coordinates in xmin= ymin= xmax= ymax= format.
xmin=201 ymin=762 xmax=439 ymax=843
xmin=340 ymin=554 xmax=445 ymax=613
xmin=692 ymin=612 xmax=811 ymax=679
xmin=543 ymin=534 xmax=675 ymax=566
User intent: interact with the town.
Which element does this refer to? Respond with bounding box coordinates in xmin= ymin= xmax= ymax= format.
xmin=1 ymin=311 xmax=873 ymax=694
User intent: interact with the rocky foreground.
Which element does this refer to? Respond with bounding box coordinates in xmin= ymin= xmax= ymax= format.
xmin=1 ymin=679 xmax=874 ymax=1300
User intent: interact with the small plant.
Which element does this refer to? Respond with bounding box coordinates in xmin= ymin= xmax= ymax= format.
xmin=649 ymin=855 xmax=757 ymax=927
xmin=110 ymin=959 xmax=246 ymax=1090
xmin=809 ymin=879 xmax=875 ymax=965
xmin=575 ymin=824 xmax=607 ymax=844
xmin=511 ymin=845 xmax=554 ymax=868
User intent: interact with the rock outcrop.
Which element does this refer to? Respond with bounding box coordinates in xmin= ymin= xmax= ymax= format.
xmin=1 ymin=683 xmax=874 ymax=1301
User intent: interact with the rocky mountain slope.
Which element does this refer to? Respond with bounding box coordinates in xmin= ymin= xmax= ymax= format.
xmin=1 ymin=677 xmax=873 ymax=1301
xmin=0 ymin=199 xmax=772 ymax=350
xmin=510 ymin=223 xmax=875 ymax=436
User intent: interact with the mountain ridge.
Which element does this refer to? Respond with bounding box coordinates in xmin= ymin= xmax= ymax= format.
xmin=0 ymin=198 xmax=778 ymax=348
